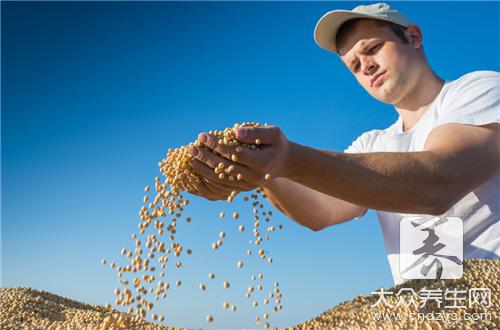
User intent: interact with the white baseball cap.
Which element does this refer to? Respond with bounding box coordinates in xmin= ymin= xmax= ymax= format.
xmin=314 ymin=3 xmax=413 ymax=54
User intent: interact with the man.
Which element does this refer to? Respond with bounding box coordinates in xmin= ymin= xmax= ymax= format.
xmin=187 ymin=3 xmax=499 ymax=284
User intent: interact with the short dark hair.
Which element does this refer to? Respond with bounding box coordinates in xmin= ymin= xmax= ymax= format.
xmin=336 ymin=18 xmax=409 ymax=54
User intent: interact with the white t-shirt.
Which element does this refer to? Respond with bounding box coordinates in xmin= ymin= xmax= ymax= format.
xmin=345 ymin=71 xmax=500 ymax=285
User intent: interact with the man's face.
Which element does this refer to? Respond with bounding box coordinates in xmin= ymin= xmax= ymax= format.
xmin=338 ymin=20 xmax=422 ymax=105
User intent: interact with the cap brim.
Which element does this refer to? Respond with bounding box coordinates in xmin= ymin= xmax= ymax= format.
xmin=313 ymin=10 xmax=391 ymax=54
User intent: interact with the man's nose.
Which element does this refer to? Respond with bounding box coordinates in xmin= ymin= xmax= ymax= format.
xmin=361 ymin=59 xmax=378 ymax=75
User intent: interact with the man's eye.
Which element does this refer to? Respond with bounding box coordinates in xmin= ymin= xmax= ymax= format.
xmin=368 ymin=43 xmax=382 ymax=54
xmin=352 ymin=63 xmax=360 ymax=72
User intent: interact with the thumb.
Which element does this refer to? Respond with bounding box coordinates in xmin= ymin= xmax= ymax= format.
xmin=234 ymin=126 xmax=282 ymax=145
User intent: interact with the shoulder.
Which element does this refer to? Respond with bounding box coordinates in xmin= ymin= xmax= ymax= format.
xmin=456 ymin=70 xmax=499 ymax=81
xmin=445 ymin=71 xmax=499 ymax=95
xmin=436 ymin=70 xmax=500 ymax=126
xmin=356 ymin=127 xmax=394 ymax=141
xmin=345 ymin=124 xmax=398 ymax=153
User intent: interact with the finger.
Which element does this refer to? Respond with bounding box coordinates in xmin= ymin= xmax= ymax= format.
xmin=233 ymin=126 xmax=283 ymax=146
xmin=197 ymin=178 xmax=219 ymax=196
xmin=197 ymin=133 xmax=236 ymax=160
xmin=200 ymin=177 xmax=237 ymax=196
xmin=187 ymin=182 xmax=210 ymax=199
xmin=193 ymin=178 xmax=225 ymax=201
xmin=189 ymin=144 xmax=232 ymax=169
xmin=200 ymin=178 xmax=229 ymax=196
xmin=223 ymin=145 xmax=276 ymax=175
xmin=187 ymin=185 xmax=213 ymax=200
xmin=188 ymin=173 xmax=215 ymax=195
xmin=204 ymin=176 xmax=253 ymax=193
xmin=190 ymin=158 xmax=255 ymax=189
xmin=189 ymin=147 xmax=261 ymax=184
xmin=189 ymin=157 xmax=223 ymax=181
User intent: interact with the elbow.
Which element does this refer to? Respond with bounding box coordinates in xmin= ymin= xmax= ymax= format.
xmin=308 ymin=224 xmax=326 ymax=232
xmin=307 ymin=220 xmax=337 ymax=232
xmin=419 ymin=187 xmax=460 ymax=216
xmin=301 ymin=220 xmax=328 ymax=232
xmin=289 ymin=215 xmax=329 ymax=232
xmin=425 ymin=202 xmax=451 ymax=216
xmin=422 ymin=165 xmax=476 ymax=215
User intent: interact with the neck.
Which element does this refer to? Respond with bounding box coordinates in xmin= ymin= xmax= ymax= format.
xmin=395 ymin=67 xmax=444 ymax=131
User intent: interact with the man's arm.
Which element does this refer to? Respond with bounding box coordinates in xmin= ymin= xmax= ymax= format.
xmin=262 ymin=178 xmax=367 ymax=231
xmin=281 ymin=123 xmax=500 ymax=215
xmin=187 ymin=132 xmax=367 ymax=231
xmin=189 ymin=122 xmax=499 ymax=221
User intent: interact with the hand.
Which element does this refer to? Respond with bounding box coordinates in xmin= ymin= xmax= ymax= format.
xmin=186 ymin=173 xmax=241 ymax=201
xmin=187 ymin=126 xmax=291 ymax=200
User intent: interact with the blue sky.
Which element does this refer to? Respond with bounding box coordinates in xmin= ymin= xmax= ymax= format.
xmin=2 ymin=1 xmax=499 ymax=329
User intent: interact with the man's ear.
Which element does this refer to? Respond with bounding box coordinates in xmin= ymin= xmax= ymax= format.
xmin=405 ymin=25 xmax=423 ymax=49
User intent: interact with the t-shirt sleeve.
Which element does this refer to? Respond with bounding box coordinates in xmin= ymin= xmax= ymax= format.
xmin=344 ymin=134 xmax=365 ymax=153
xmin=436 ymin=71 xmax=500 ymax=127
xmin=344 ymin=130 xmax=381 ymax=153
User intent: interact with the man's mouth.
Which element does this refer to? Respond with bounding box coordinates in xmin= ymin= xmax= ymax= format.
xmin=371 ymin=71 xmax=386 ymax=88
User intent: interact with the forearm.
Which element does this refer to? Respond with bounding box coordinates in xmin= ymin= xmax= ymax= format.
xmin=191 ymin=123 xmax=499 ymax=215
xmin=283 ymin=142 xmax=458 ymax=215
xmin=262 ymin=177 xmax=366 ymax=231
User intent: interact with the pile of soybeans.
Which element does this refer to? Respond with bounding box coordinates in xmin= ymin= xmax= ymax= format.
xmin=287 ymin=259 xmax=499 ymax=330
xmin=0 ymin=287 xmax=184 ymax=330
xmin=101 ymin=122 xmax=284 ymax=328
xmin=1 ymin=259 xmax=497 ymax=329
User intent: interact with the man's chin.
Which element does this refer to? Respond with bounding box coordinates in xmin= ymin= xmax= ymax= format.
xmin=371 ymin=85 xmax=402 ymax=104
xmin=371 ymin=91 xmax=397 ymax=105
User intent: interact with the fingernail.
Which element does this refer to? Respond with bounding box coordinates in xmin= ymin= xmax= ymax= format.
xmin=189 ymin=146 xmax=199 ymax=157
xmin=238 ymin=128 xmax=247 ymax=138
xmin=198 ymin=133 xmax=208 ymax=144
